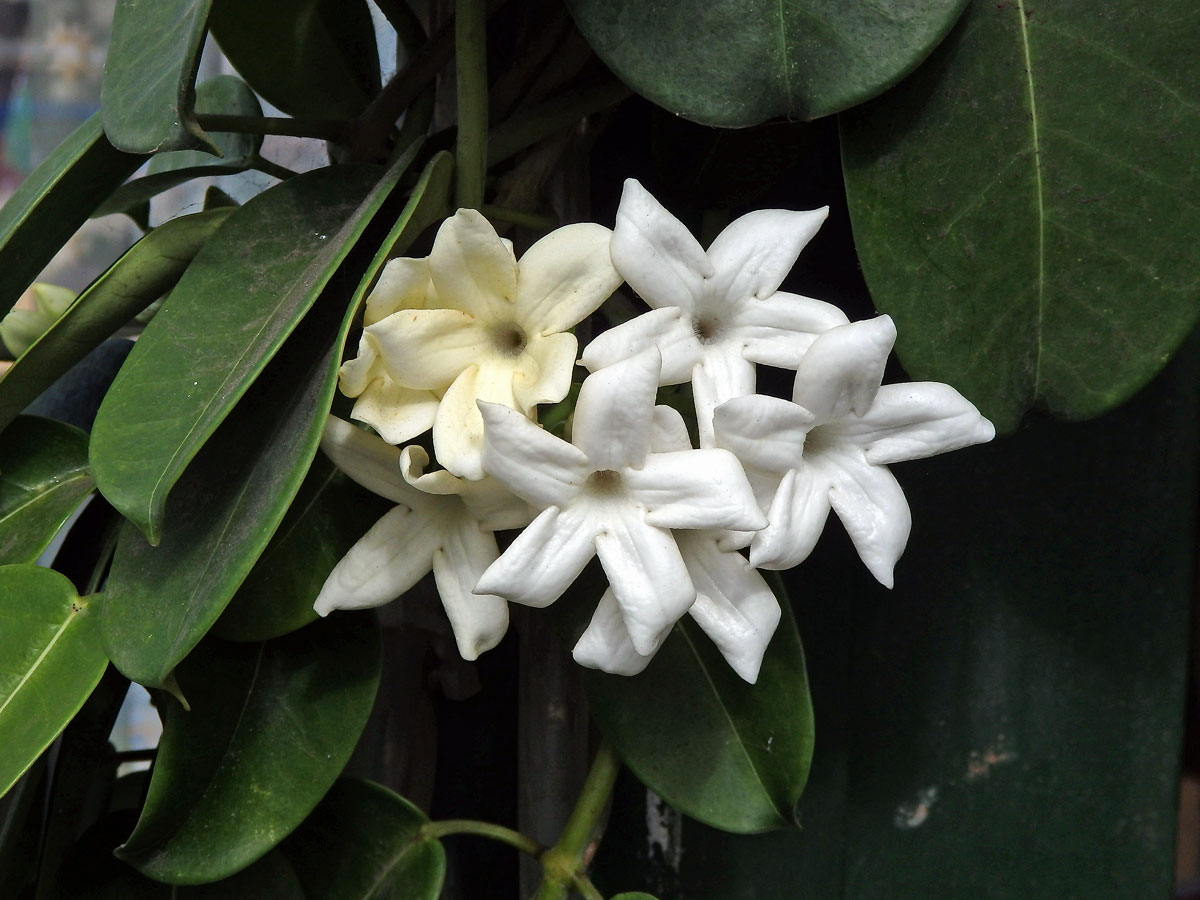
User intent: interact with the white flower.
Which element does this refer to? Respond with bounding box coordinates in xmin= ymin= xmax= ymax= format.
xmin=314 ymin=417 xmax=532 ymax=660
xmin=474 ymin=349 xmax=767 ymax=657
xmin=572 ymin=405 xmax=781 ymax=683
xmin=580 ymin=179 xmax=848 ymax=446
xmin=340 ymin=209 xmax=622 ymax=478
xmin=713 ymin=316 xmax=996 ymax=587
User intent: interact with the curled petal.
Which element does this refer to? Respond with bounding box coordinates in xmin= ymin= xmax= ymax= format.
xmin=364 ymin=256 xmax=432 ymax=325
xmin=320 ymin=416 xmax=426 ymax=506
xmin=573 ymin=588 xmax=654 ymax=676
xmin=579 ymin=306 xmax=700 ymax=384
xmin=611 ymin=178 xmax=711 ymax=311
xmin=712 ymin=394 xmax=812 ymax=475
xmin=705 ymin=207 xmax=827 ymax=303
xmin=513 ymin=331 xmax=578 ymax=411
xmin=427 ymin=208 xmax=517 ymax=320
xmin=367 ymin=308 xmax=487 ymax=390
xmin=516 ymin=222 xmax=622 ymax=334
xmin=737 ymin=291 xmax=849 ymax=369
xmin=826 ymin=455 xmax=911 ymax=589
xmin=349 ymin=378 xmax=439 ymax=446
xmin=479 ymin=401 xmax=589 ymax=508
xmin=338 ymin=332 xmax=384 ymax=397
xmin=474 ymin=506 xmax=598 ymax=607
xmin=432 ymin=520 xmax=509 ymax=660
xmin=432 ymin=366 xmax=487 ymax=480
xmin=630 ymin=449 xmax=766 ymax=532
xmin=791 ymin=316 xmax=896 ymax=423
xmin=573 ymin=349 xmax=661 ymax=470
xmin=401 ymin=445 xmax=532 ymax=531
xmin=649 ymin=405 xmax=692 ymax=453
xmin=690 ymin=345 xmax=756 ymax=448
xmin=749 ymin=465 xmax=833 ymax=571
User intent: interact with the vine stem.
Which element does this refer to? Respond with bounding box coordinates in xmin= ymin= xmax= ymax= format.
xmin=455 ymin=0 xmax=488 ymax=209
xmin=422 ymin=819 xmax=543 ymax=858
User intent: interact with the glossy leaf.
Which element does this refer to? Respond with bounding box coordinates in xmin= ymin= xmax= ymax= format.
xmin=102 ymin=0 xmax=214 ymax=154
xmin=0 ymin=113 xmax=143 ymax=318
xmin=0 ymin=565 xmax=108 ymax=798
xmin=90 ymin=164 xmax=381 ymax=544
xmin=283 ymin=778 xmax=446 ymax=900
xmin=841 ymin=0 xmax=1200 ymax=431
xmin=0 ymin=208 xmax=235 ymax=434
xmin=116 ymin=616 xmax=380 ymax=884
xmin=93 ymin=75 xmax=264 ymax=219
xmin=209 ymin=0 xmax=381 ymax=119
xmin=582 ymin=586 xmax=813 ymax=833
xmin=0 ymin=417 xmax=92 ymax=564
xmin=214 ymin=456 xmax=393 ymax=642
xmin=567 ymin=0 xmax=969 ymax=125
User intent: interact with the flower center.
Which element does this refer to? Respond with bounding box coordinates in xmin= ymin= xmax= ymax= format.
xmin=584 ymin=469 xmax=623 ymax=496
xmin=490 ymin=322 xmax=528 ymax=357
xmin=692 ymin=315 xmax=722 ymax=344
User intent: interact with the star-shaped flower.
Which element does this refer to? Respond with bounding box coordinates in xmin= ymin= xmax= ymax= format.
xmin=474 ymin=349 xmax=767 ymax=656
xmin=713 ymin=316 xmax=995 ymax=586
xmin=314 ymin=417 xmax=532 ymax=660
xmin=580 ymin=179 xmax=848 ymax=446
xmin=340 ymin=209 xmax=622 ymax=478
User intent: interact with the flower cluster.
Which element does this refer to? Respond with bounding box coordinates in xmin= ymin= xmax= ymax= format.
xmin=317 ymin=180 xmax=995 ymax=683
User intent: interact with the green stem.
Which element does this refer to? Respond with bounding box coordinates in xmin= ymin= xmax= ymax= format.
xmin=487 ymin=79 xmax=631 ymax=166
xmin=533 ymin=741 xmax=622 ymax=900
xmin=248 ymin=155 xmax=299 ymax=181
xmin=573 ymin=874 xmax=605 ymax=900
xmin=480 ymin=203 xmax=557 ymax=231
xmin=455 ymin=0 xmax=488 ymax=209
xmin=423 ymin=819 xmax=543 ymax=858
xmin=195 ymin=114 xmax=347 ymax=142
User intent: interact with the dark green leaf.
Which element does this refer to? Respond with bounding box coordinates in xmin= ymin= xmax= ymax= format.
xmin=567 ymin=0 xmax=969 ymax=125
xmin=102 ymin=0 xmax=214 ymax=154
xmin=0 ymin=756 xmax=45 ymax=895
xmin=611 ymin=894 xmax=659 ymax=900
xmin=583 ymin=587 xmax=813 ymax=833
xmin=89 ymin=164 xmax=381 ymax=543
xmin=841 ymin=0 xmax=1200 ymax=430
xmin=283 ymin=778 xmax=445 ymax=900
xmin=209 ymin=0 xmax=381 ymax=119
xmin=0 ymin=113 xmax=144 ymax=318
xmin=116 ymin=615 xmax=381 ymax=884
xmin=0 ymin=417 xmax=92 ymax=564
xmin=214 ymin=456 xmax=393 ymax=642
xmin=0 ymin=209 xmax=235 ymax=434
xmin=0 ymin=564 xmax=108 ymax=798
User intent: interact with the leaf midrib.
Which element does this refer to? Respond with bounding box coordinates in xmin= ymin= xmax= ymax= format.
xmin=1014 ymin=0 xmax=1047 ymax=393
xmin=0 ymin=604 xmax=79 ymax=720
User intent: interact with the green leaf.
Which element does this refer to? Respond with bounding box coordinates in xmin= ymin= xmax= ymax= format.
xmin=117 ymin=615 xmax=381 ymax=884
xmin=89 ymin=164 xmax=381 ymax=544
xmin=0 ymin=417 xmax=93 ymax=565
xmin=209 ymin=0 xmax=381 ymax=119
xmin=567 ymin=0 xmax=969 ymax=125
xmin=214 ymin=456 xmax=393 ymax=642
xmin=93 ymin=75 xmax=265 ymax=219
xmin=282 ymin=778 xmax=446 ymax=900
xmin=0 ymin=113 xmax=144 ymax=318
xmin=611 ymin=894 xmax=660 ymax=900
xmin=102 ymin=0 xmax=214 ymax=154
xmin=582 ymin=586 xmax=813 ymax=833
xmin=840 ymin=0 xmax=1200 ymax=430
xmin=0 ymin=208 xmax=235 ymax=435
xmin=0 ymin=565 xmax=108 ymax=798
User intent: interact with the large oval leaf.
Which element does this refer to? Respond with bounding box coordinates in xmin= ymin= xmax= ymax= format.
xmin=89 ymin=164 xmax=381 ymax=544
xmin=0 ymin=417 xmax=93 ymax=564
xmin=102 ymin=0 xmax=214 ymax=154
xmin=116 ymin=615 xmax=381 ymax=884
xmin=282 ymin=778 xmax=446 ymax=900
xmin=0 ymin=564 xmax=108 ymax=798
xmin=209 ymin=0 xmax=381 ymax=119
xmin=582 ymin=588 xmax=813 ymax=833
xmin=0 ymin=208 xmax=235 ymax=434
xmin=567 ymin=0 xmax=969 ymax=125
xmin=0 ymin=113 xmax=144 ymax=317
xmin=841 ymin=0 xmax=1200 ymax=431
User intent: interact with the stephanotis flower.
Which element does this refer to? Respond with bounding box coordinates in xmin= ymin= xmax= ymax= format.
xmin=571 ymin=405 xmax=782 ymax=683
xmin=580 ymin=179 xmax=848 ymax=446
xmin=473 ymin=349 xmax=767 ymax=657
xmin=339 ymin=209 xmax=622 ymax=479
xmin=314 ymin=417 xmax=532 ymax=660
xmin=713 ymin=315 xmax=995 ymax=587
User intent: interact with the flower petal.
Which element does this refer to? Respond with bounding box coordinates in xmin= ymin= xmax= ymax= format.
xmin=677 ymin=532 xmax=780 ymax=684
xmin=432 ymin=519 xmax=509 ymax=660
xmin=427 ymin=208 xmax=517 ymax=320
xmin=320 ymin=416 xmax=427 ymax=506
xmin=314 ymin=504 xmax=442 ymax=614
xmin=595 ymin=510 xmax=694 ymax=656
xmin=401 ymin=445 xmax=533 ymax=531
xmin=572 ymin=588 xmax=654 ymax=676
xmin=749 ymin=464 xmax=833 ymax=571
xmin=364 ymin=256 xmax=432 ymax=325
xmin=690 ymin=345 xmax=756 ymax=447
xmin=649 ymin=405 xmax=692 ymax=453
xmin=474 ymin=505 xmax=598 ymax=607
xmin=737 ymin=291 xmax=849 ymax=369
xmin=630 ymin=449 xmax=766 ymax=532
xmin=825 ymin=455 xmax=911 ymax=588
xmin=705 ymin=207 xmax=827 ymax=302
xmin=367 ymin=308 xmax=488 ymax=390
xmin=572 ymin=349 xmax=661 ymax=470
xmin=513 ymin=331 xmax=578 ymax=411
xmin=479 ymin=400 xmax=589 ymax=508
xmin=579 ymin=306 xmax=700 ymax=384
xmin=825 ymin=382 xmax=996 ymax=465
xmin=349 ymin=378 xmax=440 ymax=446
xmin=432 ymin=366 xmax=487 ymax=480
xmin=338 ymin=332 xmax=384 ymax=397
xmin=790 ymin=316 xmax=896 ymax=423
xmin=712 ymin=394 xmax=812 ymax=475
xmin=515 ymin=222 xmax=622 ymax=334
xmin=610 ymin=178 xmax=711 ymax=311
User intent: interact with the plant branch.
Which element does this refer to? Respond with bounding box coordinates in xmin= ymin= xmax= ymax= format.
xmin=423 ymin=819 xmax=544 ymax=858
xmin=488 ymin=80 xmax=631 ymax=167
xmin=455 ymin=0 xmax=489 ymax=208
